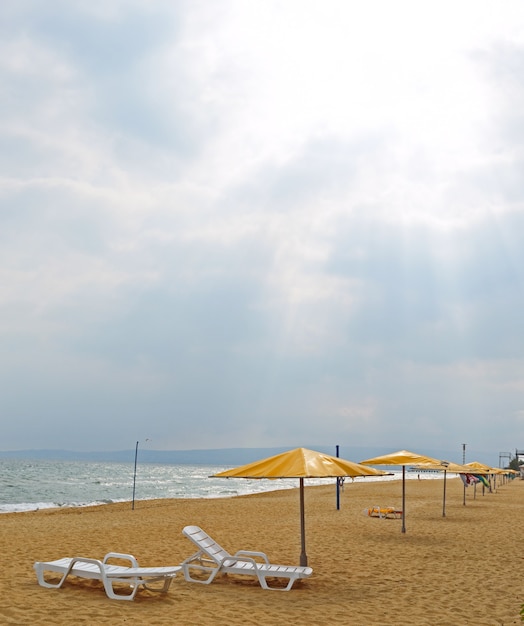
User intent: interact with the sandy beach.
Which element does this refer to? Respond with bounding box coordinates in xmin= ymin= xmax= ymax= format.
xmin=1 ymin=475 xmax=522 ymax=625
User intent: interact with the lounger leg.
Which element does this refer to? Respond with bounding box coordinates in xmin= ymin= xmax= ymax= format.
xmin=34 ymin=560 xmax=78 ymax=589
xmin=102 ymin=576 xmax=139 ymax=601
xmin=182 ymin=563 xmax=220 ymax=585
xmin=258 ymin=575 xmax=296 ymax=591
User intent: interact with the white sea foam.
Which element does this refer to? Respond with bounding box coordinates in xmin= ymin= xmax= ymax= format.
xmin=0 ymin=458 xmax=446 ymax=513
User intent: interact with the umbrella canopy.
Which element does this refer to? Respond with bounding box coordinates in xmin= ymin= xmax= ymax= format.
xmin=463 ymin=461 xmax=495 ymax=491
xmin=213 ymin=447 xmax=389 ymax=566
xmin=360 ymin=449 xmax=444 ymax=533
xmin=214 ymin=447 xmax=390 ymax=479
xmin=413 ymin=461 xmax=489 ymax=474
xmin=359 ymin=450 xmax=443 ymax=466
xmin=464 ymin=461 xmax=492 ymax=471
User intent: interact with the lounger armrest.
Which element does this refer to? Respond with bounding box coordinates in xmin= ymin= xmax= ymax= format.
xmin=102 ymin=553 xmax=139 ymax=568
xmin=233 ymin=550 xmax=270 ymax=564
xmin=222 ymin=554 xmax=270 ymax=571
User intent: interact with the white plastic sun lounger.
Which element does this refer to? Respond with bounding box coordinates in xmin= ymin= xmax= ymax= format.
xmin=181 ymin=525 xmax=312 ymax=591
xmin=34 ymin=552 xmax=181 ymax=600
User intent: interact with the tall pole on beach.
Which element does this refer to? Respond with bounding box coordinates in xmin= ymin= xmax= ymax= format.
xmin=336 ymin=445 xmax=340 ymax=511
xmin=132 ymin=438 xmax=150 ymax=509
xmin=401 ymin=466 xmax=406 ymax=533
xmin=442 ymin=470 xmax=447 ymax=517
xmin=462 ymin=443 xmax=467 ymax=506
xmin=132 ymin=440 xmax=139 ymax=510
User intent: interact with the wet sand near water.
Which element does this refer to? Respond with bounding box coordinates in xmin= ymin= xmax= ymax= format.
xmin=1 ymin=476 xmax=522 ymax=625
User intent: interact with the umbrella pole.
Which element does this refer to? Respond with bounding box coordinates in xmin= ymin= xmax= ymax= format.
xmin=401 ymin=466 xmax=406 ymax=533
xmin=299 ymin=478 xmax=308 ymax=567
xmin=442 ymin=470 xmax=447 ymax=517
xmin=336 ymin=445 xmax=340 ymax=511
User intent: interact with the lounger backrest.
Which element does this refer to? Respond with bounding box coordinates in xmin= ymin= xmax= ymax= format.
xmin=183 ymin=526 xmax=232 ymax=564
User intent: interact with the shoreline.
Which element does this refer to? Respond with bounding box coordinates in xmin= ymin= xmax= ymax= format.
xmin=0 ymin=468 xmax=455 ymax=514
xmin=1 ymin=477 xmax=522 ymax=625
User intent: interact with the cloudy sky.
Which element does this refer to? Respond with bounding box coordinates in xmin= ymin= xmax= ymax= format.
xmin=1 ymin=1 xmax=523 ymax=462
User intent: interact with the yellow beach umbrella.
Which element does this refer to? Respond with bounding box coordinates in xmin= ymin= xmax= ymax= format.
xmin=212 ymin=447 xmax=389 ymax=566
xmin=459 ymin=460 xmax=496 ymax=497
xmin=360 ymin=450 xmax=444 ymax=533
xmin=464 ymin=462 xmax=496 ymax=481
xmin=412 ymin=461 xmax=489 ymax=517
xmin=414 ymin=461 xmax=489 ymax=475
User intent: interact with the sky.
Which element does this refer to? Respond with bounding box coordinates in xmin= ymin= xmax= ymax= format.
xmin=1 ymin=1 xmax=524 ymax=462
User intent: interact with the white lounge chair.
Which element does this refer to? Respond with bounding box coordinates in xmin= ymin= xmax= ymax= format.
xmin=34 ymin=552 xmax=181 ymax=601
xmin=181 ymin=525 xmax=313 ymax=591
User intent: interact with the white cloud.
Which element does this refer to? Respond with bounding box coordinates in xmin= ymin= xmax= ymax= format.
xmin=0 ymin=1 xmax=523 ymax=456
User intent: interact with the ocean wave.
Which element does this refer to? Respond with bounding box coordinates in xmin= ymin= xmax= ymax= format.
xmin=0 ymin=459 xmax=447 ymax=514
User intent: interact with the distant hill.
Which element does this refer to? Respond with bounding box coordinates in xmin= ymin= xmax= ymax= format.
xmin=0 ymin=445 xmax=501 ymax=467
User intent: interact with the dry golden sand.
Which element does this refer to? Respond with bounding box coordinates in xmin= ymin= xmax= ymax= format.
xmin=1 ymin=476 xmax=522 ymax=625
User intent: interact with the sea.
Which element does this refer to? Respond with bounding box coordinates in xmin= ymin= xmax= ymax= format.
xmin=0 ymin=458 xmax=440 ymax=514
